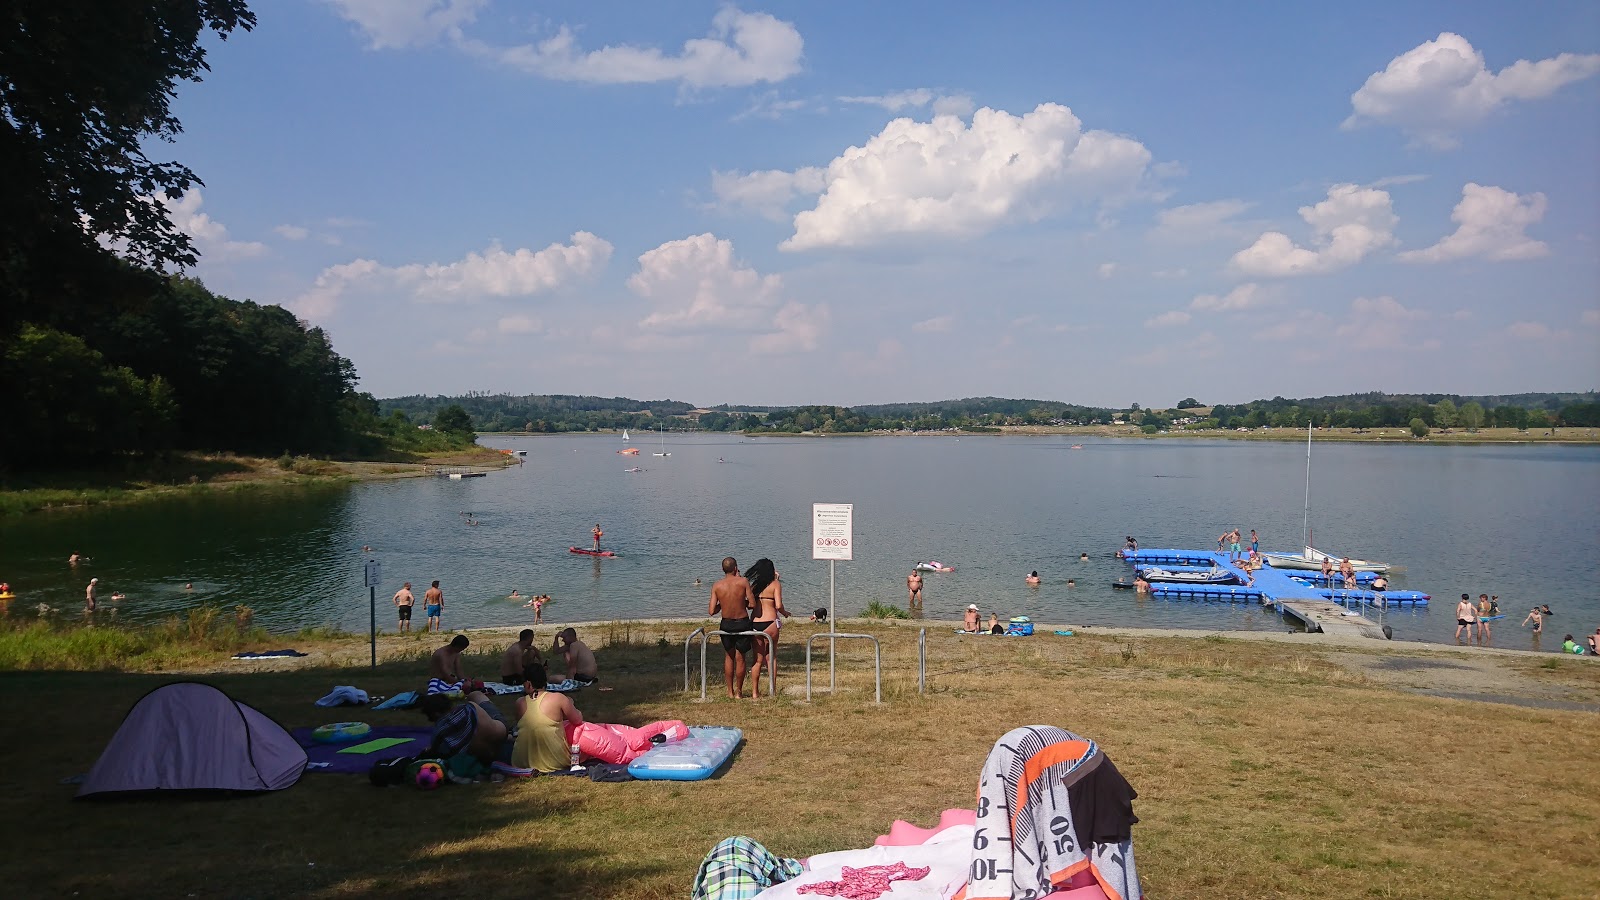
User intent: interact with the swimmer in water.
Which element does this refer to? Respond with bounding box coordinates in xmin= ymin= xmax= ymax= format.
xmin=509 ymin=590 xmax=521 ymax=600
xmin=693 ymin=578 xmax=702 ymax=586
xmin=1066 ymin=579 xmax=1075 ymax=588
xmin=1026 ymin=571 xmax=1041 ymax=586
xmin=184 ymin=583 xmax=193 ymax=591
xmin=1079 ymin=552 xmax=1088 ymax=561
xmin=110 ymin=592 xmax=127 ymax=601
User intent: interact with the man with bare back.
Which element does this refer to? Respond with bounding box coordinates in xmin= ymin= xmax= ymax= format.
xmin=709 ymin=557 xmax=756 ymax=699
xmin=907 ymin=570 xmax=924 ymax=607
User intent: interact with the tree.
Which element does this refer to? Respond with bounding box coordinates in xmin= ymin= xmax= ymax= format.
xmin=1409 ymin=418 xmax=1430 ymax=439
xmin=1177 ymin=398 xmax=1201 ymax=409
xmin=1458 ymin=401 xmax=1484 ymax=433
xmin=1 ymin=1 xmax=257 ymax=281
xmin=433 ymin=405 xmax=474 ymax=435
xmin=1527 ymin=409 xmax=1550 ymax=430
xmin=1433 ymin=398 xmax=1457 ymax=429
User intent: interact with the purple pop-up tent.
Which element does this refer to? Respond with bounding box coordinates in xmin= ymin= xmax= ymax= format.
xmin=76 ymin=682 xmax=306 ymax=799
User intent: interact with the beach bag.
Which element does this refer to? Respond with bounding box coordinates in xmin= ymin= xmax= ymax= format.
xmin=370 ymin=755 xmax=417 ymax=787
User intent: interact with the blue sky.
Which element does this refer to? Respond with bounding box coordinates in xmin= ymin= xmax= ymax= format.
xmin=160 ymin=1 xmax=1600 ymax=407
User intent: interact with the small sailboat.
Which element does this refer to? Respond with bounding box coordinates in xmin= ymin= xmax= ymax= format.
xmin=622 ymin=429 xmax=630 ymax=441
xmin=1264 ymin=424 xmax=1391 ymax=573
xmin=653 ymin=425 xmax=671 ymax=457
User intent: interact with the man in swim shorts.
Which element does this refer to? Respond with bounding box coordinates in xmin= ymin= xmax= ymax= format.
xmin=592 ymin=523 xmax=603 ymax=552
xmin=424 ymin=580 xmax=444 ymax=632
xmin=1229 ymin=528 xmax=1243 ymax=562
xmin=709 ymin=557 xmax=756 ymax=699
xmin=1455 ymin=594 xmax=1477 ymax=642
xmin=393 ymin=582 xmax=415 ymax=633
xmin=1249 ymin=529 xmax=1259 ymax=555
xmin=501 ymin=629 xmax=542 ymax=684
xmin=907 ymin=570 xmax=923 ymax=607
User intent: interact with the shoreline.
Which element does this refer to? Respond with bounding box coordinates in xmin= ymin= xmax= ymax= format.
xmin=0 ymin=448 xmax=515 ymax=517
xmin=475 ymin=426 xmax=1600 ymax=445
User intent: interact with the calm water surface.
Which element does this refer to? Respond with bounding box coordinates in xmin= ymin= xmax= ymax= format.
xmin=4 ymin=436 xmax=1597 ymax=649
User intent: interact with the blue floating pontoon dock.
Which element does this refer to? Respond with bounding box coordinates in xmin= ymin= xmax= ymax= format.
xmin=1120 ymin=549 xmax=1428 ymax=639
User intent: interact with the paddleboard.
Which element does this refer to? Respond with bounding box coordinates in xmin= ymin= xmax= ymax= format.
xmin=569 ymin=547 xmax=617 ymax=558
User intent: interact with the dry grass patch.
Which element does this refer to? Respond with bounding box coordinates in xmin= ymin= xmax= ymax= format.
xmin=2 ymin=624 xmax=1596 ymax=898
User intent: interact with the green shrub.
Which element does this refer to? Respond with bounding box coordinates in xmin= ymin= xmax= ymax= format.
xmin=862 ymin=600 xmax=910 ymax=619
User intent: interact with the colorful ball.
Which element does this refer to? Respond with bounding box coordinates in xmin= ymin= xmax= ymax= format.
xmin=414 ymin=761 xmax=445 ymax=790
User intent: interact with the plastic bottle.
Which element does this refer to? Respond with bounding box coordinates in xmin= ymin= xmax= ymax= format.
xmin=569 ymin=742 xmax=581 ymax=769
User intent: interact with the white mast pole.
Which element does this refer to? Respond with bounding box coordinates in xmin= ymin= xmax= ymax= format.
xmin=1302 ymin=421 xmax=1312 ymax=554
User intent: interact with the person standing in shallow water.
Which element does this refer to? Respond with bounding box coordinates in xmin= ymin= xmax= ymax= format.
xmin=907 ymin=570 xmax=923 ymax=607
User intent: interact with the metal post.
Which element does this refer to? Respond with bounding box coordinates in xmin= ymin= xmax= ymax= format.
xmin=918 ymin=628 xmax=926 ymax=695
xmin=369 ymin=584 xmax=376 ymax=669
xmin=696 ymin=630 xmax=773 ymax=701
xmin=683 ymin=627 xmax=705 ymax=692
xmin=806 ymin=632 xmax=881 ymax=703
xmin=829 ymin=559 xmax=836 ymax=692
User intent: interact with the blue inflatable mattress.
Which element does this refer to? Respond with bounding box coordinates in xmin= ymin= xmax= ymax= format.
xmin=627 ymin=726 xmax=743 ymax=781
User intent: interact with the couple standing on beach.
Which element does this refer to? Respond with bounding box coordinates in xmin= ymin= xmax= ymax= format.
xmin=708 ymin=557 xmax=791 ymax=699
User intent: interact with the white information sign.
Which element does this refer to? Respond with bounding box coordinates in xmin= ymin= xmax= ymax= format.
xmin=812 ymin=503 xmax=853 ymax=561
xmin=364 ymin=560 xmax=382 ymax=588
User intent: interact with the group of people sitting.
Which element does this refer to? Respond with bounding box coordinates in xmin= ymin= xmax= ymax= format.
xmin=959 ymin=604 xmax=1007 ymax=634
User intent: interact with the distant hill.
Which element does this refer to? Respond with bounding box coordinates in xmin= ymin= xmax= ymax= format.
xmin=378 ymin=390 xmax=1599 ymax=433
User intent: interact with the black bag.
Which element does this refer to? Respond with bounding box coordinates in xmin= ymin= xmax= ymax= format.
xmin=370 ymin=755 xmax=418 ymax=787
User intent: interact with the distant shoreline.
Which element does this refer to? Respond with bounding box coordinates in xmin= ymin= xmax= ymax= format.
xmin=474 ymin=426 xmax=1600 ymax=445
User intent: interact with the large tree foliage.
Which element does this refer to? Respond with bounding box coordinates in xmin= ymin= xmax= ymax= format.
xmin=1 ymin=0 xmax=255 ymax=288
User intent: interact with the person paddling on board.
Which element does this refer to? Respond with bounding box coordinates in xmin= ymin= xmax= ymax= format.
xmin=592 ymin=524 xmax=603 ymax=553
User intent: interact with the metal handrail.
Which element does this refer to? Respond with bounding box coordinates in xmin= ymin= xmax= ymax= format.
xmin=683 ymin=627 xmax=705 ymax=692
xmin=691 ymin=629 xmax=776 ymax=700
xmin=918 ymin=628 xmax=926 ymax=695
xmin=804 ymin=632 xmax=882 ymax=703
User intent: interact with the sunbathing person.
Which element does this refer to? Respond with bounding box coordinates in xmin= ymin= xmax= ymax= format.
xmin=963 ymin=604 xmax=981 ymax=632
xmin=430 ymin=634 xmax=470 ymax=685
xmin=500 ymin=629 xmax=543 ymax=685
xmin=420 ymin=690 xmax=510 ymax=764
xmin=512 ymin=662 xmax=584 ymax=773
xmin=551 ymin=627 xmax=598 ymax=684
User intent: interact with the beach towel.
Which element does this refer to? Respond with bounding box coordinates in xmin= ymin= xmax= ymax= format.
xmin=691 ymin=836 xmax=803 ymax=900
xmin=427 ymin=678 xmax=463 ymax=695
xmin=292 ymin=727 xmax=431 ymax=774
xmin=373 ymin=691 xmax=420 ymax=710
xmin=756 ymin=826 xmax=973 ymax=900
xmin=959 ymin=726 xmax=1140 ymax=900
xmin=338 ymin=737 xmax=415 ymax=755
xmin=232 ymin=649 xmax=308 ymax=659
xmin=314 ymin=686 xmax=369 ymax=707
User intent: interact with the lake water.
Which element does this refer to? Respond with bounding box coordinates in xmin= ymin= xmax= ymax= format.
xmin=4 ymin=435 xmax=1597 ymax=649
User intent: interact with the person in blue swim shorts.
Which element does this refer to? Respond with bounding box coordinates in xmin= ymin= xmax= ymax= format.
xmin=424 ymin=580 xmax=444 ymax=632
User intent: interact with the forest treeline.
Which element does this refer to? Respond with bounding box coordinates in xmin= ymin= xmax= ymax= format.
xmin=0 ymin=2 xmax=474 ymax=473
xmin=378 ymin=391 xmax=1599 ymax=435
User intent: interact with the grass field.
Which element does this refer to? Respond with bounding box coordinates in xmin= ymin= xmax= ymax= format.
xmin=3 ymin=622 xmax=1596 ymax=899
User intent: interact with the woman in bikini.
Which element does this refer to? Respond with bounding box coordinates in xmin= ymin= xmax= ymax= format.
xmin=746 ymin=558 xmax=791 ymax=699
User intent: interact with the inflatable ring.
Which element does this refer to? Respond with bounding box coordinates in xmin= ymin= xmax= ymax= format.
xmin=312 ymin=721 xmax=371 ymax=743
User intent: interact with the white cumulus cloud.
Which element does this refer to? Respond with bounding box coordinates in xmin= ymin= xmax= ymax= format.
xmin=325 ymin=0 xmax=485 ymax=50
xmin=1345 ymin=32 xmax=1600 ymax=148
xmin=711 ymin=166 xmax=826 ymax=221
xmin=156 ymin=188 xmax=267 ymax=261
xmin=497 ymin=314 xmax=541 ymax=335
xmin=1146 ymin=310 xmax=1192 ymax=328
xmin=470 ymin=7 xmax=803 ymax=87
xmin=912 ymin=315 xmax=954 ymax=333
xmin=628 ymin=233 xmax=827 ymax=351
xmin=1230 ymin=185 xmax=1397 ymax=276
xmin=1097 ymin=262 xmax=1117 ymax=279
xmin=838 ymin=88 xmax=975 ymax=117
xmin=1398 ymin=183 xmax=1549 ymax=263
xmin=1150 ymin=199 xmax=1251 ymax=239
xmin=779 ymin=103 xmax=1153 ymax=251
xmin=1189 ymin=283 xmax=1266 ymax=312
xmin=1506 ymin=321 xmax=1554 ymax=340
xmin=273 ymin=225 xmax=310 ymax=241
xmin=291 ymin=231 xmax=611 ymax=320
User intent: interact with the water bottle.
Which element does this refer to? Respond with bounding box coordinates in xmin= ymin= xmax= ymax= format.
xmin=569 ymin=742 xmax=581 ymax=769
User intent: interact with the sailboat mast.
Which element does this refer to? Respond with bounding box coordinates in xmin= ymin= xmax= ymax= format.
xmin=1302 ymin=421 xmax=1312 ymax=550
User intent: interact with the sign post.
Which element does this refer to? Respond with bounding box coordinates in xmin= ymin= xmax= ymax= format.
xmin=811 ymin=502 xmax=853 ymax=693
xmin=363 ymin=558 xmax=382 ymax=669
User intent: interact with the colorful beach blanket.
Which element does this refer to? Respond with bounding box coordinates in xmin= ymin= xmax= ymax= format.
xmin=292 ymin=726 xmax=431 ymax=774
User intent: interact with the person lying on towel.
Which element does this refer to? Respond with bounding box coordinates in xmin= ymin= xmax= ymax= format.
xmin=420 ymin=689 xmax=511 ymax=765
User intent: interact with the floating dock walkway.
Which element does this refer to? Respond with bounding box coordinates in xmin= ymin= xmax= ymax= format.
xmin=1120 ymin=549 xmax=1430 ymax=640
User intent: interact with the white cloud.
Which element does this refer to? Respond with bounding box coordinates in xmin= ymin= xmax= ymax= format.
xmin=325 ymin=0 xmax=485 ymax=50
xmin=628 ymin=233 xmax=827 ymax=351
xmin=1507 ymin=321 xmax=1553 ymax=340
xmin=1146 ymin=310 xmax=1192 ymax=328
xmin=273 ymin=225 xmax=310 ymax=241
xmin=912 ymin=315 xmax=954 ymax=333
xmin=1097 ymin=262 xmax=1117 ymax=279
xmin=291 ymin=231 xmax=611 ymax=320
xmin=469 ymin=7 xmax=803 ymax=88
xmin=733 ymin=91 xmax=813 ymax=121
xmin=1150 ymin=199 xmax=1251 ymax=238
xmin=838 ymin=88 xmax=974 ymax=117
xmin=1345 ymin=32 xmax=1600 ymax=148
xmin=1189 ymin=283 xmax=1267 ymax=312
xmin=781 ymin=103 xmax=1153 ymax=251
xmin=157 ymin=189 xmax=267 ymax=261
xmin=1332 ymin=296 xmax=1445 ymax=349
xmin=498 ymin=314 xmax=541 ymax=335
xmin=1398 ymin=183 xmax=1549 ymax=263
xmin=711 ymin=166 xmax=826 ymax=221
xmin=1230 ymin=184 xmax=1396 ymax=276
xmin=1582 ymin=310 xmax=1600 ymax=327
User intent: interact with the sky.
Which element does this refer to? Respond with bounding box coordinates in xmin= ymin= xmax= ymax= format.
xmin=157 ymin=1 xmax=1600 ymax=408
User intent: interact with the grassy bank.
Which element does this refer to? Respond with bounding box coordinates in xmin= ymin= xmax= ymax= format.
xmin=0 ymin=447 xmax=512 ymax=516
xmin=3 ymin=621 xmax=1596 ymax=898
xmin=993 ymin=424 xmax=1600 ymax=444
